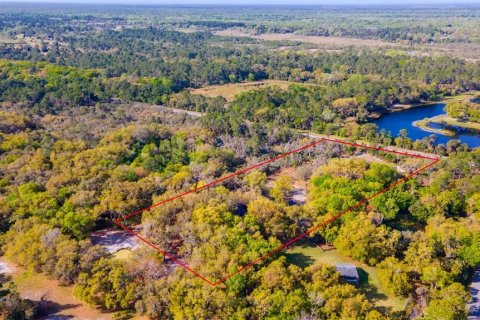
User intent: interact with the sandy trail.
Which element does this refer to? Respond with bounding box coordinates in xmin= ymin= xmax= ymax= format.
xmin=0 ymin=257 xmax=114 ymax=320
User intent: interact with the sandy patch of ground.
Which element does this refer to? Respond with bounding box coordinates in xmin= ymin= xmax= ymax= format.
xmin=0 ymin=257 xmax=114 ymax=320
xmin=0 ymin=259 xmax=13 ymax=274
xmin=356 ymin=152 xmax=412 ymax=174
xmin=356 ymin=153 xmax=390 ymax=165
xmin=267 ymin=167 xmax=307 ymax=205
xmin=90 ymin=227 xmax=141 ymax=254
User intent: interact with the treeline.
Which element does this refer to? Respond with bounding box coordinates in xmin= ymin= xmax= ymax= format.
xmin=446 ymin=99 xmax=480 ymax=123
xmin=1 ymin=11 xmax=121 ymax=39
xmin=0 ymin=54 xmax=476 ymax=156
xmin=195 ymin=85 xmax=469 ymax=156
xmin=1 ymin=56 xmax=478 ymax=155
xmin=2 ymin=25 xmax=480 ymax=91
xmin=0 ymin=60 xmax=174 ymax=112
xmin=3 ymin=6 xmax=480 ymax=45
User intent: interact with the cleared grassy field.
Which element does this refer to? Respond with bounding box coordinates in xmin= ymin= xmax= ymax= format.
xmin=444 ymin=90 xmax=480 ymax=102
xmin=214 ymin=30 xmax=398 ymax=49
xmin=213 ymin=30 xmax=480 ymax=61
xmin=189 ymin=80 xmax=308 ymax=101
xmin=285 ymin=242 xmax=407 ymax=313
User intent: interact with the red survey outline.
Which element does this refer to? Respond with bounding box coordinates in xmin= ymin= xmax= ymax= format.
xmin=114 ymin=138 xmax=440 ymax=287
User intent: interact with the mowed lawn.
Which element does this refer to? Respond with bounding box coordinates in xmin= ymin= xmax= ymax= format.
xmin=284 ymin=242 xmax=407 ymax=313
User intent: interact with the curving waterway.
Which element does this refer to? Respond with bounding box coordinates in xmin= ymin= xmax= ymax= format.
xmin=371 ymin=102 xmax=480 ymax=148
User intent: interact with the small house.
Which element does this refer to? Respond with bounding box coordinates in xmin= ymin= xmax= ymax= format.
xmin=335 ymin=264 xmax=360 ymax=285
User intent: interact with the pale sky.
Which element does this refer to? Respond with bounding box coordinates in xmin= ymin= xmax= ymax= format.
xmin=2 ymin=0 xmax=480 ymax=4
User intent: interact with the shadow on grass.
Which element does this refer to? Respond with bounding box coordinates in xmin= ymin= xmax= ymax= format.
xmin=36 ymin=298 xmax=79 ymax=319
xmin=357 ymin=267 xmax=394 ymax=315
xmin=357 ymin=268 xmax=369 ymax=284
xmin=285 ymin=252 xmax=316 ymax=269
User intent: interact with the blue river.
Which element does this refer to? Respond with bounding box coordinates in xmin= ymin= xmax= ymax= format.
xmin=371 ymin=103 xmax=480 ymax=148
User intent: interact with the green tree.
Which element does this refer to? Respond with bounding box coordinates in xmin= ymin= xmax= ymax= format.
xmin=423 ymin=283 xmax=470 ymax=320
xmin=249 ymin=257 xmax=308 ymax=319
xmin=74 ymin=258 xmax=136 ymax=310
xmin=377 ymin=257 xmax=412 ymax=296
xmin=269 ymin=175 xmax=294 ymax=203
xmin=244 ymin=171 xmax=267 ymax=192
xmin=334 ymin=213 xmax=400 ymax=265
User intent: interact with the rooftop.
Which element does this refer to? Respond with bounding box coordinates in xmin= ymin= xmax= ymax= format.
xmin=335 ymin=264 xmax=359 ymax=279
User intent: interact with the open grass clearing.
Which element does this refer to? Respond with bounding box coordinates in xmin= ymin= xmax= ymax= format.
xmin=189 ymin=79 xmax=317 ymax=101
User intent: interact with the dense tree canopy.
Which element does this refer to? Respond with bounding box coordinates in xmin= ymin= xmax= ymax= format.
xmin=0 ymin=5 xmax=479 ymax=319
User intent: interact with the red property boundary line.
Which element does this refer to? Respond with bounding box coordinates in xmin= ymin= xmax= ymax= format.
xmin=114 ymin=138 xmax=440 ymax=287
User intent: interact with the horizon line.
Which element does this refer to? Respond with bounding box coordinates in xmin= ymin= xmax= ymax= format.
xmin=2 ymin=1 xmax=480 ymax=6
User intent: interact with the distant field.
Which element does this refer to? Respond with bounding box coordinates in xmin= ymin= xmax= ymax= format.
xmin=285 ymin=242 xmax=407 ymax=313
xmin=189 ymin=80 xmax=296 ymax=101
xmin=0 ymin=34 xmax=18 ymax=44
xmin=214 ymin=30 xmax=480 ymax=61
xmin=214 ymin=30 xmax=398 ymax=49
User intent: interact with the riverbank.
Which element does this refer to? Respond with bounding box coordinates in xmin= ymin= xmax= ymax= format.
xmin=412 ymin=116 xmax=456 ymax=137
xmin=368 ymin=100 xmax=450 ymax=120
xmin=370 ymin=90 xmax=480 ymax=148
xmin=389 ymin=101 xmax=438 ymax=112
xmin=375 ymin=90 xmax=480 ymax=118
xmin=413 ymin=114 xmax=480 ymax=137
xmin=367 ymin=101 xmax=437 ymax=120
xmin=432 ymin=115 xmax=480 ymax=131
